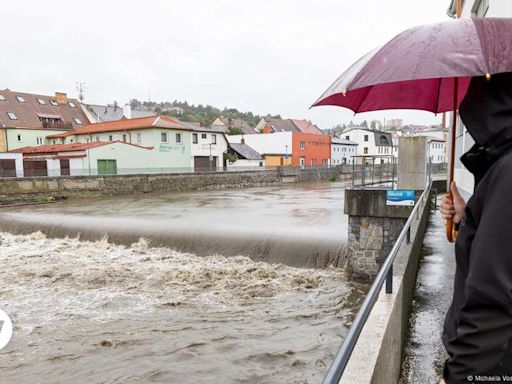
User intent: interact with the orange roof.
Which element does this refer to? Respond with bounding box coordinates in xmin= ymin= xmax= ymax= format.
xmin=291 ymin=119 xmax=324 ymax=135
xmin=46 ymin=115 xmax=191 ymax=138
xmin=12 ymin=141 xmax=152 ymax=154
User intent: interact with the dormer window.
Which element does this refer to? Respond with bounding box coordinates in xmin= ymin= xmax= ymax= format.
xmin=73 ymin=118 xmax=82 ymax=125
xmin=6 ymin=112 xmax=17 ymax=120
xmin=50 ymin=100 xmax=58 ymax=106
xmin=16 ymin=96 xmax=25 ymax=103
xmin=37 ymin=98 xmax=46 ymax=105
xmin=0 ymin=95 xmax=5 ymax=101
xmin=68 ymin=102 xmax=76 ymax=108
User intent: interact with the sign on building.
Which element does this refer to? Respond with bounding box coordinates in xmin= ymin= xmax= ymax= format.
xmin=386 ymin=190 xmax=415 ymax=206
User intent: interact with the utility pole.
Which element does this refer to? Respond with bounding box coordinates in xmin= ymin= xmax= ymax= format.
xmin=76 ymin=82 xmax=86 ymax=103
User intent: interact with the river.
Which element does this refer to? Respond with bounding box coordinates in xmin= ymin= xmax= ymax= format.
xmin=0 ymin=181 xmax=364 ymax=383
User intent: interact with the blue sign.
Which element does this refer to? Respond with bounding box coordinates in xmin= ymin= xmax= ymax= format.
xmin=386 ymin=190 xmax=415 ymax=206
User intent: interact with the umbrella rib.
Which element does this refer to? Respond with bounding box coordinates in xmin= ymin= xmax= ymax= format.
xmin=353 ymin=86 xmax=373 ymax=114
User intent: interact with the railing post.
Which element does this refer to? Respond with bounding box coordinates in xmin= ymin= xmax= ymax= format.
xmin=385 ymin=264 xmax=393 ymax=294
xmin=406 ymin=227 xmax=411 ymax=244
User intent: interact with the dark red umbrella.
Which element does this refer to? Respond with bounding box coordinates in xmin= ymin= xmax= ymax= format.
xmin=312 ymin=17 xmax=512 ymax=241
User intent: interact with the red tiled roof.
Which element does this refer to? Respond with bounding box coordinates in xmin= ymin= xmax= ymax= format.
xmin=46 ymin=115 xmax=191 ymax=138
xmin=11 ymin=141 xmax=152 ymax=154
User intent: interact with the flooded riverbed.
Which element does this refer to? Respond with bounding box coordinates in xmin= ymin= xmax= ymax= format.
xmin=0 ymin=182 xmax=363 ymax=383
xmin=0 ymin=182 xmax=349 ymax=268
xmin=0 ymin=232 xmax=363 ymax=383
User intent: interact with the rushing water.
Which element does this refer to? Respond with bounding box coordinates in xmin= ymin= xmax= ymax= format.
xmin=0 ymin=182 xmax=364 ymax=383
xmin=0 ymin=182 xmax=349 ymax=268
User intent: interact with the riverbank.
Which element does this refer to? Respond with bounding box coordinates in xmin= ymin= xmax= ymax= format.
xmin=0 ymin=167 xmax=348 ymax=206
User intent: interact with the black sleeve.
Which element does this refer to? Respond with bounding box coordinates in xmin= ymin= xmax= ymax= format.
xmin=444 ymin=163 xmax=512 ymax=383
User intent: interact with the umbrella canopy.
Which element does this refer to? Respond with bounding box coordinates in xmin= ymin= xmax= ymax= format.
xmin=312 ymin=18 xmax=512 ymax=113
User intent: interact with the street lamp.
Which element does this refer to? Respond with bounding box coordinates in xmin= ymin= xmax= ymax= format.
xmin=209 ymin=143 xmax=213 ymax=172
xmin=285 ymin=144 xmax=289 ymax=166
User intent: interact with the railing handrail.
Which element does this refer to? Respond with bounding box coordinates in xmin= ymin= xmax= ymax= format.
xmin=322 ymin=180 xmax=433 ymax=384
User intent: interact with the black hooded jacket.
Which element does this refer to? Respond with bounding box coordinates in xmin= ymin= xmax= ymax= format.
xmin=443 ymin=73 xmax=512 ymax=383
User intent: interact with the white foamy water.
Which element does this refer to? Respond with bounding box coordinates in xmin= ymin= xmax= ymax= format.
xmin=0 ymin=232 xmax=363 ymax=384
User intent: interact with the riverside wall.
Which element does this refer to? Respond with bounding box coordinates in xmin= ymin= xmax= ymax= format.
xmin=0 ymin=167 xmax=345 ymax=205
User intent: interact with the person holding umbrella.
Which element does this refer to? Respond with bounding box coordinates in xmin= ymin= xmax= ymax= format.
xmin=312 ymin=17 xmax=512 ymax=384
xmin=439 ymin=73 xmax=512 ymax=382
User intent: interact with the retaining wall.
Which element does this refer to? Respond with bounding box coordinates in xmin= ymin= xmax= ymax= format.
xmin=339 ymin=190 xmax=432 ymax=384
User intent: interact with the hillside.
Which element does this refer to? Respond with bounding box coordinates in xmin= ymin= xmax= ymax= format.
xmin=129 ymin=99 xmax=280 ymax=127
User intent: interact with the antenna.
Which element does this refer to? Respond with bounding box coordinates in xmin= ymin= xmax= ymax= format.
xmin=76 ymin=82 xmax=86 ymax=103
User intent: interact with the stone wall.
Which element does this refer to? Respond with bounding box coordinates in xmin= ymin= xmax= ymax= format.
xmin=0 ymin=167 xmax=343 ymax=205
xmin=344 ymin=188 xmax=415 ymax=281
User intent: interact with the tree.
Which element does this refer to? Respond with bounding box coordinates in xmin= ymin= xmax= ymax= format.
xmin=227 ymin=126 xmax=243 ymax=135
xmin=361 ymin=120 xmax=368 ymax=128
xmin=370 ymin=120 xmax=377 ymax=130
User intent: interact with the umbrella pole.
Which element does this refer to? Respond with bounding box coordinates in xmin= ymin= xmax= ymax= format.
xmin=446 ymin=77 xmax=459 ymax=243
xmin=446 ymin=0 xmax=463 ymax=242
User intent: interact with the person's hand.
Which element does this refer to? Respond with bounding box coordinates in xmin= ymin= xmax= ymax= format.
xmin=441 ymin=181 xmax=466 ymax=224
xmin=438 ymin=379 xmax=447 ymax=384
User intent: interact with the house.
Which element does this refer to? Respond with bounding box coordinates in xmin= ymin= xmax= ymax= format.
xmin=212 ymin=117 xmax=256 ymax=135
xmin=81 ymin=103 xmax=126 ymax=123
xmin=226 ymin=140 xmax=264 ymax=169
xmin=227 ymin=132 xmax=292 ymax=167
xmin=12 ymin=141 xmax=155 ymax=176
xmin=428 ymin=139 xmax=446 ymax=165
xmin=341 ymin=127 xmax=396 ymax=159
xmin=181 ymin=121 xmax=228 ymax=171
xmin=45 ymin=115 xmax=193 ymax=171
xmin=227 ymin=130 xmax=331 ymax=168
xmin=0 ymin=90 xmax=90 ymax=151
xmin=331 ymin=138 xmax=358 ymax=165
xmin=255 ymin=117 xmax=324 ymax=135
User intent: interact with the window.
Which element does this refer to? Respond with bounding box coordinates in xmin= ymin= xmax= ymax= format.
xmin=73 ymin=118 xmax=82 ymax=124
xmin=364 ymin=134 xmax=368 ymax=142
xmin=96 ymin=136 xmax=100 ymax=142
xmin=68 ymin=102 xmax=76 ymax=108
xmin=6 ymin=112 xmax=17 ymax=120
xmin=201 ymin=133 xmax=207 ymax=139
xmin=364 ymin=147 xmax=368 ymax=154
xmin=161 ymin=132 xmax=168 ymax=143
xmin=108 ymin=135 xmax=113 ymax=141
xmin=136 ymin=133 xmax=142 ymax=144
xmin=36 ymin=137 xmax=43 ymax=145
xmin=50 ymin=100 xmax=58 ymax=106
xmin=259 ymin=162 xmax=263 ymax=167
xmin=52 ymin=140 xmax=56 ymax=145
xmin=17 ymin=134 xmax=22 ymax=142
xmin=345 ymin=135 xmax=350 ymax=140
xmin=37 ymin=98 xmax=46 ymax=105
xmin=0 ymin=94 xmax=5 ymax=101
xmin=211 ymin=134 xmax=216 ymax=144
xmin=16 ymin=96 xmax=25 ymax=103
xmin=192 ymin=133 xmax=198 ymax=144
xmin=122 ymin=134 xmax=127 ymax=142
xmin=176 ymin=133 xmax=182 ymax=143
xmin=300 ymin=140 xmax=305 ymax=149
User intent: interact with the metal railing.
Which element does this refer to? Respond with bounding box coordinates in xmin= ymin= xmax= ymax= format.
xmin=351 ymin=156 xmax=398 ymax=189
xmin=322 ymin=180 xmax=433 ymax=384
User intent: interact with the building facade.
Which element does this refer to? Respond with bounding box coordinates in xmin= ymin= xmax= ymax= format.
xmin=447 ymin=0 xmax=512 ymax=195
xmin=46 ymin=115 xmax=193 ymax=171
xmin=341 ymin=127 xmax=396 ymax=159
xmin=331 ymin=138 xmax=358 ymax=165
xmin=0 ymin=90 xmax=90 ymax=151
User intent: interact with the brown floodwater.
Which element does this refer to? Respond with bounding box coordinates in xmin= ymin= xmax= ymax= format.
xmin=0 ymin=182 xmax=365 ymax=383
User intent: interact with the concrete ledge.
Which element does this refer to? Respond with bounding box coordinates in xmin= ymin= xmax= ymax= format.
xmin=339 ymin=190 xmax=432 ymax=384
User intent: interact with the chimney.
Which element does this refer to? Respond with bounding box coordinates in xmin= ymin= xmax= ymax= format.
xmin=241 ymin=136 xmax=245 ymax=144
xmin=262 ymin=124 xmax=272 ymax=134
xmin=55 ymin=92 xmax=68 ymax=104
xmin=124 ymin=103 xmax=132 ymax=119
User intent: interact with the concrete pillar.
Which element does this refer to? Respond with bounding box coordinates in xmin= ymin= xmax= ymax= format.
xmin=397 ymin=136 xmax=428 ymax=190
xmin=344 ymin=189 xmax=414 ymax=281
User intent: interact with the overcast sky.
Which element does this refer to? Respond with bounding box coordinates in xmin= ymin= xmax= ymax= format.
xmin=1 ymin=0 xmax=451 ymax=129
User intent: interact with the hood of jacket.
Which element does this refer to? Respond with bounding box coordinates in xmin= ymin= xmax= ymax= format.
xmin=459 ymin=72 xmax=512 ymax=182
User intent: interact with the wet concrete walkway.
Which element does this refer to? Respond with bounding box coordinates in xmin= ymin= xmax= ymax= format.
xmin=400 ymin=201 xmax=456 ymax=383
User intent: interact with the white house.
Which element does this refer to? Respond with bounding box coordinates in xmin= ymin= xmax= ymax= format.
xmin=340 ymin=127 xmax=396 ymax=159
xmin=226 ymin=141 xmax=264 ymax=169
xmin=227 ymin=132 xmax=293 ymax=167
xmin=182 ymin=122 xmax=228 ymax=170
xmin=331 ymin=138 xmax=358 ymax=165
xmin=428 ymin=139 xmax=447 ymax=164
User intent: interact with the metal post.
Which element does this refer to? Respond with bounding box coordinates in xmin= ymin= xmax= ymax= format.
xmin=352 ymin=159 xmax=355 ymax=188
xmin=362 ymin=159 xmax=366 ymax=189
xmin=406 ymin=227 xmax=411 ymax=244
xmin=371 ymin=157 xmax=375 ymax=186
xmin=385 ymin=264 xmax=393 ymax=294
